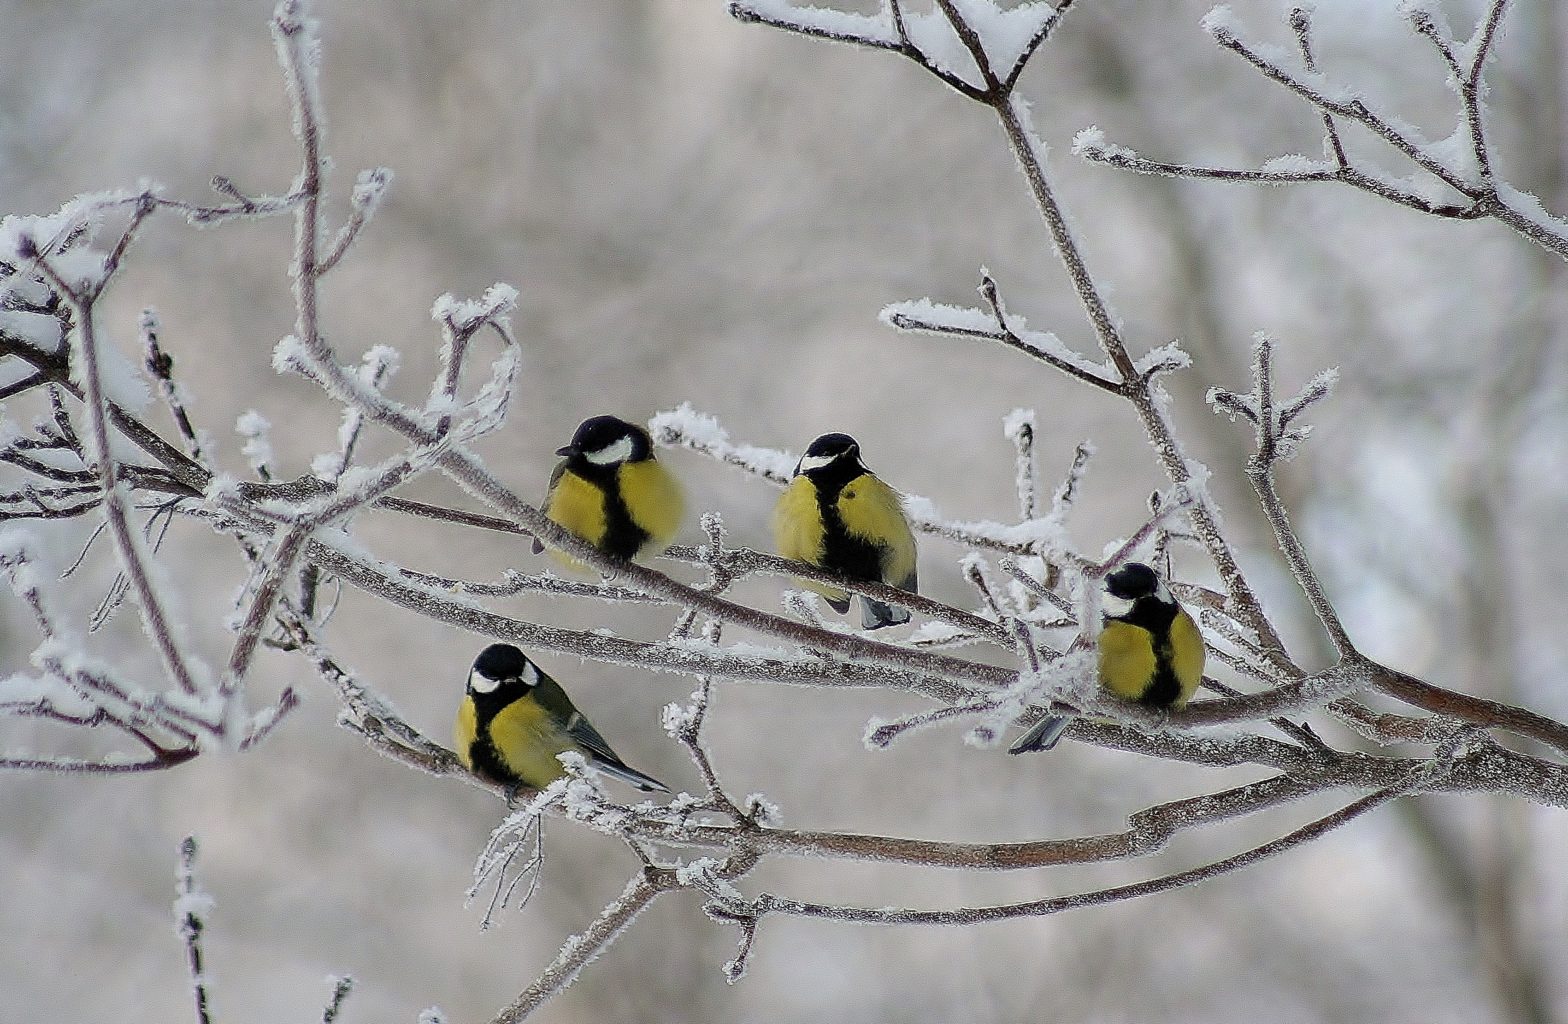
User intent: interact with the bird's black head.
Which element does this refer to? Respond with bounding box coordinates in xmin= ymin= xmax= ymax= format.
xmin=468 ymin=643 xmax=541 ymax=695
xmin=795 ymin=432 xmax=863 ymax=477
xmin=1105 ymin=562 xmax=1159 ymax=601
xmin=1102 ymin=562 xmax=1174 ymax=623
xmin=557 ymin=415 xmax=652 ymax=467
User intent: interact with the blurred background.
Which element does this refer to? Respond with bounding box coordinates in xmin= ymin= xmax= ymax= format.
xmin=3 ymin=0 xmax=1566 ymax=1020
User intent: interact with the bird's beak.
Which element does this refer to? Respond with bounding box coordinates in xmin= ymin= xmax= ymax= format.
xmin=555 ymin=445 xmax=575 ymax=457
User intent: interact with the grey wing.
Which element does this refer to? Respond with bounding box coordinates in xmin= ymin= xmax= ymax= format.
xmin=563 ymin=710 xmax=621 ymax=768
xmin=565 ymin=711 xmax=669 ymax=793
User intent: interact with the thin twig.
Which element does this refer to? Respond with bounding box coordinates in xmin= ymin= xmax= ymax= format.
xmin=321 ymin=977 xmax=355 ymax=1024
xmin=28 ymin=212 xmax=203 ymax=698
xmin=488 ymin=871 xmax=674 ymax=1024
xmin=141 ymin=308 xmax=206 ymax=466
xmin=720 ymin=784 xmax=1412 ymax=926
xmin=175 ymin=836 xmax=214 ymax=1024
xmin=1289 ymin=7 xmax=1347 ymax=167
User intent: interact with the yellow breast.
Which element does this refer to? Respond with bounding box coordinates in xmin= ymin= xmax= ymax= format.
xmin=1168 ymin=608 xmax=1205 ymax=706
xmin=486 ymin=698 xmax=576 ymax=790
xmin=773 ymin=477 xmax=845 ymax=603
xmin=453 ymin=698 xmax=479 ymax=771
xmin=618 ymin=459 xmax=685 ymax=554
xmin=836 ymin=475 xmax=917 ymax=588
xmin=545 ymin=468 xmax=609 ymax=554
xmin=1097 ymin=620 xmax=1159 ymax=702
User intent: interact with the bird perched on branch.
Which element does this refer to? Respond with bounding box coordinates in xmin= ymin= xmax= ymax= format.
xmin=534 ymin=415 xmax=684 ymax=566
xmin=773 ymin=432 xmax=918 ymax=630
xmin=1009 ymin=561 xmax=1204 ymax=753
xmin=454 ymin=643 xmax=668 ymax=794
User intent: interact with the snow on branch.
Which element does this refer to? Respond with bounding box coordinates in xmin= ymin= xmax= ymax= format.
xmin=654 ymin=402 xmax=1078 ymax=560
xmin=173 ymin=837 xmax=215 ymax=1024
xmin=1211 ymin=333 xmax=1354 ymax=657
xmin=729 ymin=0 xmax=901 ymax=51
xmin=881 ymin=290 xmax=1120 ymax=392
xmin=6 ymin=1 xmax=1568 ymax=1018
xmin=692 ymin=780 xmax=1423 ymax=928
xmin=650 ymin=403 xmax=796 ymax=484
xmin=729 ymin=0 xmax=1066 ymax=102
xmin=1085 ymin=2 xmax=1568 ymax=255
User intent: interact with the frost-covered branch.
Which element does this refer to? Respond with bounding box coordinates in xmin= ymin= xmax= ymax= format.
xmin=24 ymin=195 xmax=205 ymax=701
xmin=169 ymin=833 xmax=358 ymax=1023
xmin=1073 ymin=129 xmax=1476 ymax=219
xmin=746 ymin=0 xmax=1296 ymax=666
xmin=6 ymin=2 xmax=1568 ymax=1017
xmin=1203 ymin=337 xmax=1568 ymax=755
xmin=486 ymin=870 xmax=676 ymax=1024
xmin=275 ymin=606 xmax=473 ymax=784
xmin=175 ymin=836 xmax=214 ymax=1024
xmin=882 ymin=281 xmax=1123 ymax=393
xmin=321 ymin=977 xmax=356 ymax=1024
xmin=141 ymin=309 xmax=206 ymax=467
xmin=1084 ymin=4 xmax=1568 ymax=259
xmin=0 ymin=539 xmax=203 ymax=771
xmin=701 ymin=781 xmax=1415 ymax=927
xmin=1211 ymin=334 xmax=1352 ymax=657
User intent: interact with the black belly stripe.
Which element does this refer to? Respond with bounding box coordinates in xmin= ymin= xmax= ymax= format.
xmin=1139 ymin=632 xmax=1183 ymax=708
xmin=599 ymin=472 xmax=650 ymax=559
xmin=469 ymin=727 xmax=521 ymax=787
xmin=1113 ymin=596 xmax=1185 ymax=708
xmin=817 ymin=481 xmax=885 ymax=582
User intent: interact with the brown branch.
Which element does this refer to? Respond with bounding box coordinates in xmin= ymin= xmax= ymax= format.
xmin=1238 ymin=336 xmax=1355 ymax=656
xmin=1289 ymin=7 xmax=1347 ymax=166
xmin=175 ymin=836 xmax=214 ymax=1024
xmin=722 ymin=784 xmax=1408 ymax=926
xmin=28 ymin=211 xmax=202 ymax=698
xmin=729 ymin=1 xmax=991 ymax=102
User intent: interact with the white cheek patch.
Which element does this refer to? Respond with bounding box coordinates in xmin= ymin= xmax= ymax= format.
xmin=583 ymin=436 xmax=635 ymax=465
xmin=798 ymin=453 xmax=836 ymax=473
xmin=1101 ymin=592 xmax=1135 ymax=619
xmin=1154 ymin=580 xmax=1172 ymax=605
xmin=469 ymin=668 xmax=501 ymax=693
xmin=520 ymin=661 xmax=540 ymax=688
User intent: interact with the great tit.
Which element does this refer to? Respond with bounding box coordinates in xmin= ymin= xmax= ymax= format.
xmin=534 ymin=415 xmax=684 ymax=565
xmin=1009 ymin=561 xmax=1204 ymax=753
xmin=454 ymin=643 xmax=669 ymax=793
xmin=772 ymin=432 xmax=918 ymax=630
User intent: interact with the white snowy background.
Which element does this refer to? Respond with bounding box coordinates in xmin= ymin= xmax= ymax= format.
xmin=2 ymin=0 xmax=1566 ymax=1021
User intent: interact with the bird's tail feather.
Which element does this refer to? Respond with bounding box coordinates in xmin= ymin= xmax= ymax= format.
xmin=860 ymin=596 xmax=911 ymax=630
xmin=1008 ymin=716 xmax=1070 ymax=754
xmin=592 ymin=758 xmax=669 ymax=793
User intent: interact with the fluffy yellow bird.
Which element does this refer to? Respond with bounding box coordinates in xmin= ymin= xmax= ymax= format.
xmin=772 ymin=432 xmax=918 ymax=629
xmin=533 ymin=415 xmax=684 ymax=565
xmin=454 ymin=643 xmax=668 ymax=793
xmin=1009 ymin=561 xmax=1205 ymax=752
